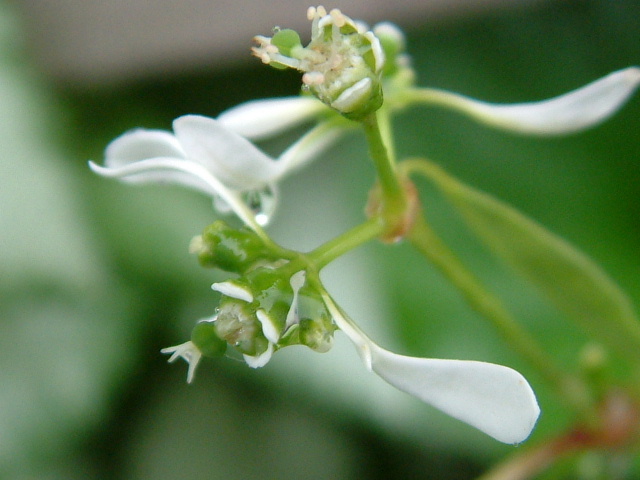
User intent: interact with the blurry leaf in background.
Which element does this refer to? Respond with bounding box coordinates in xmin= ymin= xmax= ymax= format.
xmin=0 ymin=4 xmax=140 ymax=478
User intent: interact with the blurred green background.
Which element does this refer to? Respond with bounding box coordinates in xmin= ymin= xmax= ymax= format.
xmin=1 ymin=0 xmax=639 ymax=478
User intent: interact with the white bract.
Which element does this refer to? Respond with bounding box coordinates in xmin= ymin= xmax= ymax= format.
xmin=407 ymin=66 xmax=640 ymax=135
xmin=321 ymin=292 xmax=540 ymax=444
xmin=89 ymin=98 xmax=343 ymax=229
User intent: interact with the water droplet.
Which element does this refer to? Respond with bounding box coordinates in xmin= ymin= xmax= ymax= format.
xmin=243 ymin=185 xmax=278 ymax=226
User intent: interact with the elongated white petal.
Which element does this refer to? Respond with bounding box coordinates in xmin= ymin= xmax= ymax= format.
xmin=212 ymin=281 xmax=254 ymax=303
xmin=278 ymin=121 xmax=349 ymax=175
xmin=369 ymin=345 xmax=539 ymax=444
xmin=104 ymin=129 xmax=186 ymax=168
xmin=243 ymin=342 xmax=274 ymax=368
xmin=89 ymin=158 xmax=219 ymax=196
xmin=218 ymin=97 xmax=326 ymax=140
xmin=285 ymin=271 xmax=306 ymax=330
xmin=88 ymin=158 xmax=261 ymax=231
xmin=173 ymin=115 xmax=281 ymax=189
xmin=413 ymin=67 xmax=640 ymax=135
xmin=321 ymin=291 xmax=539 ymax=444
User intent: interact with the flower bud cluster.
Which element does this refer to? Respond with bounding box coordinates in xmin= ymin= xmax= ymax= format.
xmin=252 ymin=6 xmax=385 ymax=120
xmin=178 ymin=221 xmax=336 ymax=371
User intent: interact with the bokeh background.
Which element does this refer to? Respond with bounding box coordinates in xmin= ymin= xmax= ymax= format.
xmin=1 ymin=0 xmax=639 ymax=478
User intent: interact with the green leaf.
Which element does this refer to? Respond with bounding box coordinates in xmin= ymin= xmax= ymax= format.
xmin=412 ymin=160 xmax=640 ymax=360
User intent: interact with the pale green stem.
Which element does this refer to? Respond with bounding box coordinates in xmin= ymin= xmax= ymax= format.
xmin=374 ymin=105 xmax=397 ymax=167
xmin=361 ymin=112 xmax=404 ymax=206
xmin=408 ymin=214 xmax=597 ymax=420
xmin=308 ymin=216 xmax=385 ymax=270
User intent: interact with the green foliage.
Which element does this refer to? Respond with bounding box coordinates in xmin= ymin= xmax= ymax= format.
xmin=416 ymin=161 xmax=640 ymax=365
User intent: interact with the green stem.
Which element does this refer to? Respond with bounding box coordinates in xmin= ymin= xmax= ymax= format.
xmin=408 ymin=214 xmax=597 ymax=421
xmin=361 ymin=112 xmax=403 ymax=205
xmin=308 ymin=216 xmax=385 ymax=270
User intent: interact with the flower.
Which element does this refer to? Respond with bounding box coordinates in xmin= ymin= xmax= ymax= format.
xmin=253 ymin=6 xmax=385 ymax=119
xmin=89 ymin=98 xmax=347 ymax=229
xmin=320 ymin=291 xmax=540 ymax=444
xmin=400 ymin=66 xmax=640 ymax=135
xmin=210 ymin=270 xmax=315 ymax=368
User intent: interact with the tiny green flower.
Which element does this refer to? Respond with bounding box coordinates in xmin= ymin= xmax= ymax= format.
xmin=190 ymin=219 xmax=287 ymax=274
xmin=253 ymin=6 xmax=385 ymax=119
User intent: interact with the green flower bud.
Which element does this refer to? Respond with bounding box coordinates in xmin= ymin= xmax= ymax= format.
xmin=192 ymin=220 xmax=277 ymax=274
xmin=191 ymin=321 xmax=227 ymax=358
xmin=211 ymin=267 xmax=337 ymax=365
xmin=214 ymin=299 xmax=269 ymax=357
xmin=296 ymin=285 xmax=336 ymax=352
xmin=253 ymin=7 xmax=385 ymax=120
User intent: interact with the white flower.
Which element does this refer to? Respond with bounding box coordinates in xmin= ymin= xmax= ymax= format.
xmin=406 ymin=66 xmax=640 ymax=135
xmin=89 ymin=97 xmax=346 ymax=228
xmin=252 ymin=6 xmax=385 ymax=118
xmin=321 ymin=292 xmax=540 ymax=444
xmin=211 ymin=270 xmax=308 ymax=369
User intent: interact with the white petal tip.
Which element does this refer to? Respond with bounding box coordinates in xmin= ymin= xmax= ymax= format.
xmin=256 ymin=309 xmax=281 ymax=344
xmin=212 ymin=281 xmax=254 ymax=303
xmin=369 ymin=347 xmax=540 ymax=444
xmin=243 ymin=343 xmax=274 ymax=368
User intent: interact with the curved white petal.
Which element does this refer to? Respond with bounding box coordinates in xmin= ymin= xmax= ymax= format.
xmin=243 ymin=342 xmax=274 ymax=368
xmin=369 ymin=345 xmax=540 ymax=444
xmin=104 ymin=129 xmax=186 ymax=168
xmin=321 ymin=291 xmax=539 ymax=444
xmin=364 ymin=31 xmax=385 ymax=73
xmin=89 ymin=157 xmax=218 ymax=196
xmin=173 ymin=115 xmax=281 ymax=189
xmin=413 ymin=67 xmax=640 ymax=135
xmin=218 ymin=97 xmax=326 ymax=140
xmin=277 ymin=121 xmax=349 ymax=175
xmin=88 ymin=158 xmax=261 ymax=231
xmin=256 ymin=309 xmax=281 ymax=344
xmin=212 ymin=281 xmax=254 ymax=303
xmin=332 ymin=77 xmax=373 ymax=113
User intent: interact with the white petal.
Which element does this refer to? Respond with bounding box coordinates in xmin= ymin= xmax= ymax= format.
xmin=104 ymin=129 xmax=186 ymax=168
xmin=173 ymin=115 xmax=281 ymax=189
xmin=277 ymin=121 xmax=349 ymax=175
xmin=332 ymin=77 xmax=372 ymax=113
xmin=243 ymin=342 xmax=274 ymax=368
xmin=320 ymin=291 xmax=539 ymax=444
xmin=218 ymin=97 xmax=326 ymax=140
xmin=364 ymin=31 xmax=385 ymax=73
xmin=88 ymin=157 xmax=220 ymax=196
xmin=290 ymin=270 xmax=306 ymax=290
xmin=369 ymin=345 xmax=540 ymax=444
xmin=256 ymin=309 xmax=281 ymax=344
xmin=211 ymin=281 xmax=254 ymax=303
xmin=89 ymin=158 xmax=265 ymax=233
xmin=414 ymin=67 xmax=640 ymax=135
xmin=285 ymin=271 xmax=306 ymax=330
